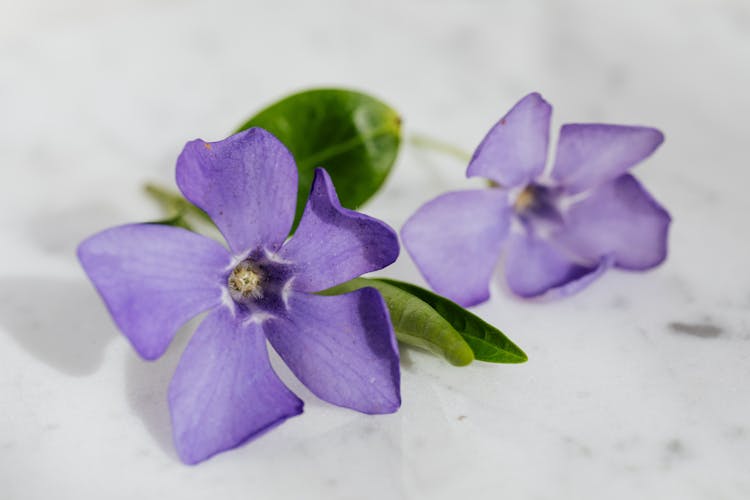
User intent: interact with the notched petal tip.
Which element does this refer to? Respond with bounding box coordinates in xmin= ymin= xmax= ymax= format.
xmin=76 ymin=224 xmax=229 ymax=361
xmin=400 ymin=189 xmax=510 ymax=307
xmin=279 ymin=168 xmax=399 ymax=292
xmin=264 ymin=288 xmax=401 ymax=415
xmin=650 ymin=127 xmax=666 ymax=148
xmin=552 ymin=123 xmax=666 ymax=194
xmin=557 ymin=174 xmax=672 ymax=271
xmin=311 ymin=168 xmax=400 ymax=261
xmin=175 ymin=127 xmax=299 ymax=254
xmin=617 ymin=198 xmax=671 ymax=272
xmin=356 ymin=286 xmax=402 ymax=414
xmin=466 ymin=92 xmax=552 ymax=188
xmin=169 ymin=309 xmax=304 ymax=465
xmin=438 ymin=285 xmax=490 ymax=309
xmin=176 ymin=402 xmax=304 ymax=466
xmin=504 ymin=233 xmax=610 ymax=299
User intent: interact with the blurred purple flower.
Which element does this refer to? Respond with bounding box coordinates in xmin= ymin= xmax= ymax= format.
xmin=78 ymin=128 xmax=400 ymax=464
xmin=402 ymin=93 xmax=671 ymax=305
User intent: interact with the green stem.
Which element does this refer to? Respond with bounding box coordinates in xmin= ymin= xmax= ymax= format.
xmin=144 ymin=183 xmax=213 ymax=224
xmin=144 ymin=183 xmax=178 ymax=207
xmin=408 ymin=132 xmax=472 ymax=163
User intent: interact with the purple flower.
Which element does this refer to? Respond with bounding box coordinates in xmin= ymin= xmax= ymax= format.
xmin=402 ymin=93 xmax=671 ymax=305
xmin=78 ymin=128 xmax=401 ymax=464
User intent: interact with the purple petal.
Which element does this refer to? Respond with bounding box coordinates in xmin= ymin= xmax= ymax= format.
xmin=504 ymin=233 xmax=609 ymax=298
xmin=278 ymin=168 xmax=399 ymax=292
xmin=466 ymin=93 xmax=552 ymax=188
xmin=77 ymin=224 xmax=229 ymax=360
xmin=551 ymin=124 xmax=664 ymax=194
xmin=264 ymin=289 xmax=400 ymax=414
xmin=401 ymin=189 xmax=510 ymax=306
xmin=169 ymin=307 xmax=303 ymax=465
xmin=557 ymin=174 xmax=671 ymax=270
xmin=176 ymin=128 xmax=298 ymax=255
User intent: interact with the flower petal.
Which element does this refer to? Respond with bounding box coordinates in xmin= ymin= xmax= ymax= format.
xmin=176 ymin=128 xmax=298 ymax=255
xmin=504 ymin=233 xmax=609 ymax=298
xmin=551 ymin=124 xmax=664 ymax=194
xmin=169 ymin=307 xmax=303 ymax=465
xmin=77 ymin=224 xmax=230 ymax=360
xmin=466 ymin=93 xmax=552 ymax=188
xmin=557 ymin=174 xmax=671 ymax=270
xmin=278 ymin=168 xmax=399 ymax=292
xmin=264 ymin=288 xmax=400 ymax=414
xmin=401 ymin=189 xmax=510 ymax=306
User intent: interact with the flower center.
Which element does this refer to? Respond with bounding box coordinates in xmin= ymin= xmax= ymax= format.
xmin=224 ymin=252 xmax=294 ymax=316
xmin=228 ymin=261 xmax=266 ymax=301
xmin=511 ymin=183 xmax=564 ymax=229
xmin=514 ymin=185 xmax=536 ymax=212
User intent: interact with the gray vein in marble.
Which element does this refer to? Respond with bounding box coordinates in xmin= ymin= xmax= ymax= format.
xmin=668 ymin=321 xmax=723 ymax=339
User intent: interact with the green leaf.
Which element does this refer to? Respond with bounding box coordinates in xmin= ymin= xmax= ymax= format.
xmin=376 ymin=279 xmax=527 ymax=363
xmin=321 ymin=278 xmax=475 ymax=366
xmin=323 ymin=277 xmax=527 ymax=365
xmin=236 ymin=88 xmax=401 ymax=229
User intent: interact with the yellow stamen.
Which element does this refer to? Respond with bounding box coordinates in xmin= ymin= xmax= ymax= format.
xmin=514 ymin=186 xmax=535 ymax=212
xmin=228 ymin=261 xmax=265 ymax=300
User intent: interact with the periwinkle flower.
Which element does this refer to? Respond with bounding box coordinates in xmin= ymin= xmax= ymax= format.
xmin=78 ymin=128 xmax=401 ymax=464
xmin=402 ymin=93 xmax=671 ymax=305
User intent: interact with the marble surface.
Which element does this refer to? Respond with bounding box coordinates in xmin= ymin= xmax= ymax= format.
xmin=1 ymin=0 xmax=749 ymax=498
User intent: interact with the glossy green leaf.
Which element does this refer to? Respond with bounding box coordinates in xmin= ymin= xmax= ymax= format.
xmin=236 ymin=88 xmax=401 ymax=228
xmin=322 ymin=278 xmax=475 ymax=366
xmin=376 ymin=279 xmax=527 ymax=364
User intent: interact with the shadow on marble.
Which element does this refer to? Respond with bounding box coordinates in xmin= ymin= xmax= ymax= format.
xmin=124 ymin=320 xmax=195 ymax=462
xmin=121 ymin=290 xmax=426 ymax=461
xmin=0 ymin=276 xmax=116 ymax=376
xmin=27 ymin=203 xmax=123 ymax=257
xmin=123 ymin=315 xmax=380 ymax=461
xmin=280 ymin=415 xmax=405 ymax=498
xmin=397 ymin=345 xmax=415 ymax=369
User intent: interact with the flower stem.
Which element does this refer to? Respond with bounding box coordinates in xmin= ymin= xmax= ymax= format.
xmin=144 ymin=183 xmax=213 ymax=224
xmin=408 ymin=132 xmax=472 ymax=163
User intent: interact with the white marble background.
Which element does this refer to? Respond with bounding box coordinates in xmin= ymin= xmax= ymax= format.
xmin=1 ymin=0 xmax=749 ymax=499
